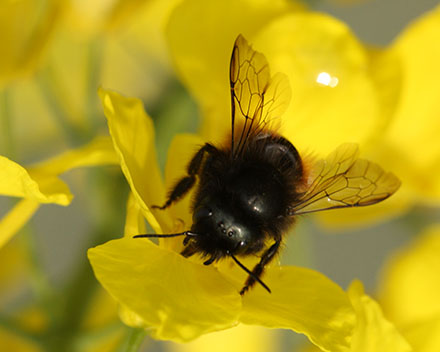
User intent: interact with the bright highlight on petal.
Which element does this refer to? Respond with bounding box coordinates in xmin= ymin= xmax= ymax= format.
xmin=316 ymin=72 xmax=339 ymax=87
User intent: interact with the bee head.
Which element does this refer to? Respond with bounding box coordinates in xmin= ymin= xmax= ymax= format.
xmin=190 ymin=202 xmax=255 ymax=257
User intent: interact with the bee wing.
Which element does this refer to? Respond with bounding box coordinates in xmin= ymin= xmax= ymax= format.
xmin=289 ymin=144 xmax=401 ymax=215
xmin=230 ymin=35 xmax=291 ymax=157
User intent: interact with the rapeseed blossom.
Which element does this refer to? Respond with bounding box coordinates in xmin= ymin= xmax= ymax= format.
xmin=1 ymin=0 xmax=439 ymax=351
xmin=89 ymin=89 xmax=356 ymax=351
xmin=88 ymin=0 xmax=440 ymax=350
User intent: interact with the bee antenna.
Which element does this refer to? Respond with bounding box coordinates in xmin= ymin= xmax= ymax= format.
xmin=133 ymin=231 xmax=198 ymax=239
xmin=228 ymin=252 xmax=271 ymax=294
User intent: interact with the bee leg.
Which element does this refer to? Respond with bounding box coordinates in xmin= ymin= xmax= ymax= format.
xmin=153 ymin=143 xmax=218 ymax=210
xmin=240 ymin=240 xmax=281 ymax=295
xmin=181 ymin=243 xmax=197 ymax=258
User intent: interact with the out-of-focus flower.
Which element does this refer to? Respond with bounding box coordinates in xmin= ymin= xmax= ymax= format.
xmin=379 ymin=225 xmax=440 ymax=352
xmin=63 ymin=0 xmax=148 ymax=37
xmin=347 ymin=280 xmax=410 ymax=352
xmin=168 ymin=324 xmax=281 ymax=352
xmin=165 ymin=0 xmax=412 ymax=227
xmin=320 ymin=5 xmax=440 ymax=226
xmin=0 ymin=0 xmax=61 ymax=87
xmin=299 ymin=280 xmax=411 ymax=352
xmin=0 ymin=137 xmax=118 ymax=249
xmin=88 ymin=89 xmax=356 ymax=351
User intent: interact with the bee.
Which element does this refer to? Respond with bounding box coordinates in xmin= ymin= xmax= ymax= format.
xmin=134 ymin=35 xmax=401 ymax=295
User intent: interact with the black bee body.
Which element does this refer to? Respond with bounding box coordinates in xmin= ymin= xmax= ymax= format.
xmin=186 ymin=134 xmax=303 ymax=261
xmin=135 ymin=35 xmax=401 ymax=295
xmin=158 ymin=133 xmax=304 ymax=294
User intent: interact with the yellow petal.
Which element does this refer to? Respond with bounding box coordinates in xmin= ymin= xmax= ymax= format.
xmin=401 ymin=315 xmax=440 ymax=352
xmin=88 ymin=238 xmax=241 ymax=342
xmin=0 ymin=136 xmax=119 ymax=247
xmin=0 ymin=0 xmax=60 ymax=86
xmin=168 ymin=324 xmax=280 ymax=352
xmin=348 ymin=280 xmax=411 ymax=352
xmin=0 ymin=199 xmax=40 ymax=250
xmin=64 ymin=0 xmax=147 ymax=36
xmin=379 ymin=225 xmax=440 ymax=326
xmin=253 ymin=13 xmax=378 ymax=155
xmin=240 ymin=266 xmax=355 ymax=352
xmin=166 ymin=0 xmax=304 ymax=142
xmin=123 ymin=192 xmax=147 ymax=238
xmin=98 ymin=88 xmax=172 ymax=233
xmin=164 ymin=134 xmax=204 ymax=226
xmin=0 ymin=156 xmax=71 ymax=205
xmin=384 ymin=5 xmax=440 ymax=198
xmin=29 ymin=136 xmax=118 ymax=175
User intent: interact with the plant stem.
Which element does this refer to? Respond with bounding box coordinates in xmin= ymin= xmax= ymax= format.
xmin=0 ymin=88 xmax=16 ymax=158
xmin=120 ymin=328 xmax=147 ymax=352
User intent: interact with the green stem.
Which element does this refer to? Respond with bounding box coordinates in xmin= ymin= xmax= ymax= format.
xmin=42 ymin=168 xmax=129 ymax=352
xmin=20 ymin=226 xmax=58 ymax=320
xmin=73 ymin=321 xmax=124 ymax=351
xmin=120 ymin=328 xmax=147 ymax=352
xmin=0 ymin=88 xmax=16 ymax=158
xmin=0 ymin=313 xmax=40 ymax=345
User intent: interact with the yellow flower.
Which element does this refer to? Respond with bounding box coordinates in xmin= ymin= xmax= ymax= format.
xmin=379 ymin=225 xmax=440 ymax=352
xmin=0 ymin=0 xmax=61 ymax=87
xmin=320 ymin=4 xmax=440 ymax=226
xmin=299 ymin=280 xmax=412 ymax=352
xmin=375 ymin=5 xmax=440 ymax=202
xmin=165 ymin=0 xmax=408 ymax=227
xmin=89 ymin=89 xmax=356 ymax=350
xmin=0 ymin=136 xmax=118 ymax=249
xmin=168 ymin=324 xmax=280 ymax=352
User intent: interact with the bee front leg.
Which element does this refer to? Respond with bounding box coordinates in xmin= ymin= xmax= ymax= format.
xmin=240 ymin=240 xmax=281 ymax=295
xmin=153 ymin=143 xmax=217 ymax=210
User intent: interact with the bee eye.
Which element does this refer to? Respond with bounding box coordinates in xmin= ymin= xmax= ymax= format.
xmin=227 ymin=230 xmax=234 ymax=237
xmin=193 ymin=206 xmax=212 ymax=222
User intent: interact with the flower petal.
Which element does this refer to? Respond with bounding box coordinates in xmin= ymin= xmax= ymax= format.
xmin=88 ymin=237 xmax=241 ymax=342
xmin=384 ymin=5 xmax=440 ymax=199
xmin=240 ymin=266 xmax=355 ymax=352
xmin=348 ymin=280 xmax=411 ymax=352
xmin=0 ymin=199 xmax=40 ymax=249
xmin=168 ymin=324 xmax=280 ymax=352
xmin=164 ymin=134 xmax=204 ymax=224
xmin=253 ymin=12 xmax=378 ymax=155
xmin=29 ymin=136 xmax=118 ymax=175
xmin=98 ymin=88 xmax=172 ymax=233
xmin=0 ymin=156 xmax=71 ymax=205
xmin=379 ymin=225 xmax=440 ymax=326
xmin=166 ymin=0 xmax=303 ymax=142
xmin=0 ymin=136 xmax=119 ymax=247
xmin=0 ymin=0 xmax=60 ymax=86
xmin=401 ymin=315 xmax=440 ymax=352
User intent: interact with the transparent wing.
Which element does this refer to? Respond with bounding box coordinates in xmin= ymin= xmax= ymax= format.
xmin=229 ymin=35 xmax=291 ymax=157
xmin=289 ymin=144 xmax=401 ymax=215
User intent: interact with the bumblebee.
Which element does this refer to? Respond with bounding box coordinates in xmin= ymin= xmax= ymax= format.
xmin=135 ymin=35 xmax=400 ymax=295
